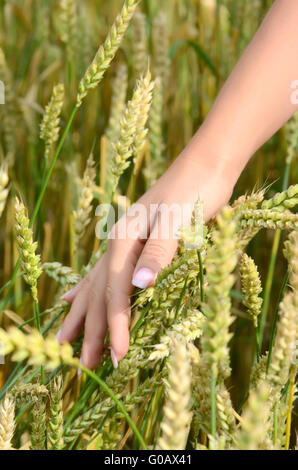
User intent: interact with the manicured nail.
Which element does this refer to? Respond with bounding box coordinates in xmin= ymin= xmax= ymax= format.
xmin=56 ymin=329 xmax=62 ymax=342
xmin=132 ymin=268 xmax=155 ymax=289
xmin=110 ymin=348 xmax=118 ymax=369
xmin=61 ymin=288 xmax=74 ymax=301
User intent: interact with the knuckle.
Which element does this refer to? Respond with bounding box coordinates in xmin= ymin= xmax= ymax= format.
xmin=145 ymin=241 xmax=169 ymax=264
xmin=87 ymin=283 xmax=99 ymax=303
xmin=104 ymin=283 xmax=114 ymax=306
xmin=81 ymin=274 xmax=91 ymax=289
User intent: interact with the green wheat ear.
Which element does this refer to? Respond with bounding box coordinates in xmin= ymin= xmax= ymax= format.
xmin=240 ymin=253 xmax=262 ymax=327
xmin=48 ymin=375 xmax=64 ymax=450
xmin=40 ymin=84 xmax=65 ymax=160
xmin=14 ymin=198 xmax=43 ymax=301
xmin=76 ymin=0 xmax=140 ymax=107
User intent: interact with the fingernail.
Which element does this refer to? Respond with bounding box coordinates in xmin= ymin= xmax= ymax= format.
xmin=61 ymin=288 xmax=74 ymax=300
xmin=56 ymin=329 xmax=62 ymax=342
xmin=132 ymin=268 xmax=155 ymax=289
xmin=110 ymin=348 xmax=118 ymax=369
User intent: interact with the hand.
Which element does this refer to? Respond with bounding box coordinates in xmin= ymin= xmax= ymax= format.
xmin=57 ymin=146 xmax=236 ymax=369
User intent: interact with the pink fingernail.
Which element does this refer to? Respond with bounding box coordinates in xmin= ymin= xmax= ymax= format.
xmin=61 ymin=288 xmax=74 ymax=300
xmin=110 ymin=348 xmax=118 ymax=369
xmin=132 ymin=268 xmax=155 ymax=289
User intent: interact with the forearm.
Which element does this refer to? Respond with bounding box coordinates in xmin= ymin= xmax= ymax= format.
xmin=183 ymin=0 xmax=298 ymax=183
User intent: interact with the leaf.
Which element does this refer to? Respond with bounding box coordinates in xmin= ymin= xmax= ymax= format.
xmin=168 ymin=39 xmax=219 ymax=77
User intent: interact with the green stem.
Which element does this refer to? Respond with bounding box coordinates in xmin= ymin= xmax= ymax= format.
xmin=78 ymin=364 xmax=147 ymax=450
xmin=255 ymin=327 xmax=260 ymax=360
xmin=285 ymin=374 xmax=295 ymax=450
xmin=211 ymin=375 xmax=217 ymax=437
xmin=266 ymin=271 xmax=289 ymax=373
xmin=30 ymin=107 xmax=78 ymax=226
xmin=197 ymin=250 xmax=205 ymax=303
xmin=174 ymin=275 xmax=189 ymax=320
xmin=34 ymin=300 xmax=44 ymax=384
xmin=258 ymin=230 xmax=281 ymax=348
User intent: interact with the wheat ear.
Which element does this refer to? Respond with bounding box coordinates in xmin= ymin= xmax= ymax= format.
xmin=30 ymin=397 xmax=47 ymax=450
xmin=132 ymin=8 xmax=148 ymax=77
xmin=73 ymin=153 xmax=96 ymax=250
xmin=0 ymin=396 xmax=15 ymax=450
xmin=76 ymin=0 xmax=140 ymax=107
xmin=152 ymin=11 xmax=170 ymax=88
xmin=14 ymin=198 xmax=42 ymax=301
xmin=237 ymin=382 xmax=273 ymax=450
xmin=48 ymin=375 xmax=64 ymax=450
xmin=202 ymin=206 xmax=238 ymax=380
xmin=157 ymin=341 xmax=192 ymax=450
xmin=58 ymin=0 xmax=78 ymax=61
xmin=240 ymin=253 xmax=262 ymax=327
xmin=268 ymin=230 xmax=298 ymax=389
xmin=40 ymin=84 xmax=65 ymax=160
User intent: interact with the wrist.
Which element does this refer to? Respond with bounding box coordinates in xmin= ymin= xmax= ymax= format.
xmin=178 ymin=132 xmax=242 ymax=194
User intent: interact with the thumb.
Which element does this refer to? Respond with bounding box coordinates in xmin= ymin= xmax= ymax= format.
xmin=132 ymin=235 xmax=178 ymax=289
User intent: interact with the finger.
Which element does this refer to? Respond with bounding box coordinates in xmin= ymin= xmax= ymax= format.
xmin=81 ymin=264 xmax=108 ymax=369
xmin=106 ymin=237 xmax=143 ymax=366
xmin=132 ymin=209 xmax=178 ymax=289
xmin=57 ymin=286 xmax=88 ymax=344
xmin=61 ymin=280 xmax=83 ymax=303
xmin=81 ymin=304 xmax=108 ymax=370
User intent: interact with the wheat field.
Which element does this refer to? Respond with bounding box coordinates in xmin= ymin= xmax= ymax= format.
xmin=0 ymin=0 xmax=297 ymax=451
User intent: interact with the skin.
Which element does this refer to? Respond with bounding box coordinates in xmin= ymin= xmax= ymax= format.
xmin=57 ymin=0 xmax=298 ymax=369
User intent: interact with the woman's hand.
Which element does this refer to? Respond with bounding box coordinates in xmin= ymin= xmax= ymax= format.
xmin=56 ymin=143 xmax=236 ymax=369
xmin=57 ymin=0 xmax=298 ymax=369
